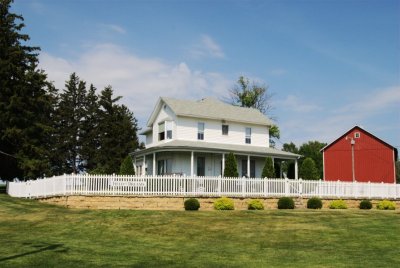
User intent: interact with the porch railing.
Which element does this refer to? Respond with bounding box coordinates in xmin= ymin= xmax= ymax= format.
xmin=6 ymin=174 xmax=400 ymax=199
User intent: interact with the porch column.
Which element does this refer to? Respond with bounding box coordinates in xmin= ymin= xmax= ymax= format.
xmin=143 ymin=155 xmax=146 ymax=176
xmin=133 ymin=156 xmax=137 ymax=175
xmin=190 ymin=151 xmax=194 ymax=176
xmin=247 ymin=155 xmax=250 ymax=178
xmin=280 ymin=161 xmax=284 ymax=178
xmin=295 ymin=158 xmax=298 ymax=180
xmin=152 ymin=152 xmax=156 ymax=176
xmin=222 ymin=153 xmax=225 ymax=177
xmin=272 ymin=157 xmax=275 ymax=178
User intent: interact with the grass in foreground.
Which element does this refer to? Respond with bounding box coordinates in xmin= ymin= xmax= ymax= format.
xmin=0 ymin=195 xmax=399 ymax=267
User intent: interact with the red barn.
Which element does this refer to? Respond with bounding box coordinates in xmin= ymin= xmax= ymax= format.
xmin=321 ymin=126 xmax=398 ymax=183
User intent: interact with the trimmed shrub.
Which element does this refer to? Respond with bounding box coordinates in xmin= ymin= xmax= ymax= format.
xmin=359 ymin=200 xmax=372 ymax=210
xmin=119 ymin=155 xmax=135 ymax=175
xmin=184 ymin=198 xmax=200 ymax=211
xmin=248 ymin=199 xmax=264 ymax=210
xmin=277 ymin=197 xmax=295 ymax=209
xmin=307 ymin=197 xmax=323 ymax=209
xmin=376 ymin=200 xmax=396 ymax=210
xmin=261 ymin=157 xmax=274 ymax=178
xmin=224 ymin=153 xmax=239 ymax=177
xmin=329 ymin=200 xmax=347 ymax=209
xmin=214 ymin=197 xmax=234 ymax=210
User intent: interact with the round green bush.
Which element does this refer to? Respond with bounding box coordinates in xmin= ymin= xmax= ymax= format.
xmin=359 ymin=200 xmax=372 ymax=210
xmin=184 ymin=198 xmax=200 ymax=211
xmin=376 ymin=200 xmax=396 ymax=210
xmin=277 ymin=197 xmax=295 ymax=209
xmin=329 ymin=200 xmax=347 ymax=209
xmin=248 ymin=199 xmax=264 ymax=210
xmin=307 ymin=197 xmax=323 ymax=209
xmin=214 ymin=197 xmax=234 ymax=210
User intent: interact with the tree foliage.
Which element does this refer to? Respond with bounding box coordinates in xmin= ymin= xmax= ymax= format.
xmin=224 ymin=153 xmax=239 ymax=177
xmin=228 ymin=76 xmax=280 ymax=142
xmin=261 ymin=157 xmax=275 ymax=178
xmin=0 ymin=0 xmax=55 ymax=180
xmin=298 ymin=141 xmax=326 ymax=179
xmin=299 ymin=157 xmax=319 ymax=180
xmin=396 ymin=161 xmax=400 ymax=184
xmin=119 ymin=155 xmax=135 ymax=175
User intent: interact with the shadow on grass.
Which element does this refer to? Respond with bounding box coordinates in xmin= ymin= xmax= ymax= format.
xmin=0 ymin=243 xmax=67 ymax=262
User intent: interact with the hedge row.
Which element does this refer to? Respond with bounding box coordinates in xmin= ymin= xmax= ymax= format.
xmin=184 ymin=198 xmax=396 ymax=211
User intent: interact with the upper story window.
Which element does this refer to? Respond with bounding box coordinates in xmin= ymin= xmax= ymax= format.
xmin=198 ymin=122 xmax=204 ymax=140
xmin=158 ymin=121 xmax=173 ymax=141
xmin=354 ymin=132 xmax=360 ymax=138
xmin=166 ymin=121 xmax=173 ymax=139
xmin=245 ymin=127 xmax=251 ymax=144
xmin=222 ymin=124 xmax=229 ymax=135
xmin=158 ymin=122 xmax=165 ymax=141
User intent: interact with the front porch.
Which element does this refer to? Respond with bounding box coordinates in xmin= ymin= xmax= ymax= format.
xmin=133 ymin=149 xmax=299 ymax=179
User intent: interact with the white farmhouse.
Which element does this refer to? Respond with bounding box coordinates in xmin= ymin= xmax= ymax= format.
xmin=132 ymin=97 xmax=300 ymax=178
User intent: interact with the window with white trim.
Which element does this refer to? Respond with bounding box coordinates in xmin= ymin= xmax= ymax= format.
xmin=222 ymin=124 xmax=229 ymax=135
xmin=198 ymin=122 xmax=204 ymax=140
xmin=166 ymin=121 xmax=173 ymax=139
xmin=354 ymin=132 xmax=360 ymax=138
xmin=245 ymin=127 xmax=251 ymax=144
xmin=158 ymin=122 xmax=165 ymax=141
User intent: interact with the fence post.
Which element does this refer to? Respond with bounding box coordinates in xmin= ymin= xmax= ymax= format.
xmin=285 ymin=178 xmax=289 ymax=196
xmin=242 ymin=176 xmax=246 ymax=197
xmin=264 ymin=178 xmax=267 ymax=197
xmin=299 ymin=178 xmax=303 ymax=198
xmin=353 ymin=180 xmax=357 ymax=199
xmin=218 ymin=176 xmax=221 ymax=196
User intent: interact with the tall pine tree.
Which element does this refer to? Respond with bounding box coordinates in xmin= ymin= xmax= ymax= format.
xmin=0 ymin=0 xmax=55 ymax=180
xmin=94 ymin=86 xmax=138 ymax=174
xmin=54 ymin=73 xmax=87 ymax=174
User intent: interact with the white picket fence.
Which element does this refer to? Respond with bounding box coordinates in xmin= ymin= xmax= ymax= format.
xmin=6 ymin=174 xmax=400 ymax=199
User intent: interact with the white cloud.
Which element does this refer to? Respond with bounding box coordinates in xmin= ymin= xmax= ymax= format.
xmin=101 ymin=24 xmax=126 ymax=34
xmin=278 ymin=95 xmax=320 ymax=113
xmin=278 ymin=86 xmax=400 ymax=147
xmin=190 ymin=34 xmax=225 ymax=59
xmin=39 ymin=43 xmax=231 ymax=127
xmin=268 ymin=68 xmax=287 ymax=77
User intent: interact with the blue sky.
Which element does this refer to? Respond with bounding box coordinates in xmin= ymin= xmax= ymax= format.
xmin=12 ymin=0 xmax=400 ymax=149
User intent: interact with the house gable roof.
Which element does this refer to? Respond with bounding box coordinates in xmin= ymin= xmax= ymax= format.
xmin=147 ymin=97 xmax=273 ymax=127
xmin=321 ymin=125 xmax=398 ymax=160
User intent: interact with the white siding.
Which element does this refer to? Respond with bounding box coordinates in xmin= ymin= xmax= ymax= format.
xmin=148 ymin=104 xmax=177 ymax=147
xmin=176 ymin=116 xmax=270 ymax=147
xmin=145 ymin=133 xmax=153 ymax=145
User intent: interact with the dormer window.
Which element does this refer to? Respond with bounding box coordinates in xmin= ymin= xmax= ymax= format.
xmin=166 ymin=121 xmax=173 ymax=139
xmin=198 ymin=122 xmax=204 ymax=140
xmin=245 ymin=127 xmax=251 ymax=144
xmin=222 ymin=124 xmax=229 ymax=135
xmin=158 ymin=121 xmax=173 ymax=141
xmin=158 ymin=122 xmax=165 ymax=141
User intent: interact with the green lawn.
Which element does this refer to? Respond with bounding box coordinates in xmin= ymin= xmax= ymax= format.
xmin=0 ymin=195 xmax=399 ymax=267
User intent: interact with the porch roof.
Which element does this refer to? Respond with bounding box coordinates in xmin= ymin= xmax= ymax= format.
xmin=131 ymin=140 xmax=301 ymax=159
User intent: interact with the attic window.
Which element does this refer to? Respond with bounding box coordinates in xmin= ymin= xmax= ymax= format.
xmin=354 ymin=132 xmax=360 ymax=138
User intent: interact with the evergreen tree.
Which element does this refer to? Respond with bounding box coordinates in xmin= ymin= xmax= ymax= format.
xmin=94 ymin=86 xmax=138 ymax=174
xmin=80 ymin=84 xmax=100 ymax=172
xmin=261 ymin=157 xmax=275 ymax=178
xmin=224 ymin=152 xmax=238 ymax=177
xmin=298 ymin=141 xmax=326 ymax=179
xmin=54 ymin=73 xmax=87 ymax=174
xmin=299 ymin=157 xmax=319 ymax=180
xmin=0 ymin=0 xmax=55 ymax=180
xmin=119 ymin=155 xmax=135 ymax=175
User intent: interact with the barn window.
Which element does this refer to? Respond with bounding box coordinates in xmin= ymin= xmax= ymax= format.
xmin=354 ymin=132 xmax=360 ymax=138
